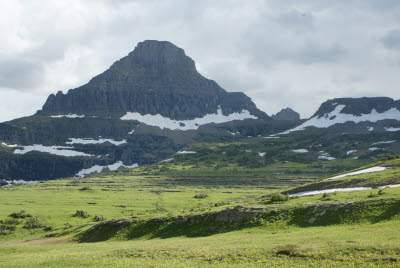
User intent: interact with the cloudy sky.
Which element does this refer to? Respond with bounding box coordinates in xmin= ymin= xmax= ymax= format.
xmin=1 ymin=0 xmax=400 ymax=122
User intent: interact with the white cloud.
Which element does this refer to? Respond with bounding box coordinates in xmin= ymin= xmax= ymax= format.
xmin=0 ymin=0 xmax=400 ymax=121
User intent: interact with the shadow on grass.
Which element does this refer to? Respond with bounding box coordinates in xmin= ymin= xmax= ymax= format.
xmin=77 ymin=198 xmax=400 ymax=243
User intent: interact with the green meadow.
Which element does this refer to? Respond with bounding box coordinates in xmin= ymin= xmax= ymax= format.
xmin=1 ymin=136 xmax=400 ymax=267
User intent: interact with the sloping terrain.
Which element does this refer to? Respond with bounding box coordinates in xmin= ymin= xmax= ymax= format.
xmin=1 ymin=155 xmax=400 ymax=267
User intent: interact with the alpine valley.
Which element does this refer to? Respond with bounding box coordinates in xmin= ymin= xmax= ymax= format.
xmin=1 ymin=40 xmax=399 ymax=183
xmin=1 ymin=40 xmax=400 ymax=267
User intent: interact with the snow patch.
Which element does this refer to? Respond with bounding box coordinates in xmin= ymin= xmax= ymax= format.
xmin=282 ymin=105 xmax=400 ymax=134
xmin=1 ymin=142 xmax=18 ymax=148
xmin=292 ymin=149 xmax=308 ymax=153
xmin=75 ymin=161 xmax=139 ymax=178
xmin=227 ymin=131 xmax=240 ymax=136
xmin=346 ymin=150 xmax=357 ymax=155
xmin=120 ymin=107 xmax=257 ymax=130
xmin=385 ymin=127 xmax=400 ymax=132
xmin=177 ymin=150 xmax=197 ymax=154
xmin=258 ymin=152 xmax=266 ymax=157
xmin=318 ymin=152 xmax=335 ymax=160
xmin=3 ymin=180 xmax=40 ymax=186
xmin=372 ymin=140 xmax=396 ymax=145
xmin=51 ymin=114 xmax=85 ymax=118
xmin=291 ymin=183 xmax=400 ymax=197
xmin=367 ymin=126 xmax=374 ymax=131
xmin=161 ymin=158 xmax=174 ymax=162
xmin=323 ymin=166 xmax=387 ymax=181
xmin=66 ymin=138 xmax=127 ymax=146
xmin=291 ymin=187 xmax=371 ymax=197
xmin=318 ymin=155 xmax=335 ymax=161
xmin=369 ymin=147 xmax=382 ymax=151
xmin=13 ymin=144 xmax=93 ymax=157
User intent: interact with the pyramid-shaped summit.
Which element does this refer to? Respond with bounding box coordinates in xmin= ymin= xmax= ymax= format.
xmin=37 ymin=40 xmax=267 ymax=120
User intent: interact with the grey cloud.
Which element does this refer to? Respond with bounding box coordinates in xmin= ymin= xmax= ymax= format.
xmin=0 ymin=0 xmax=400 ymax=120
xmin=276 ymin=10 xmax=314 ymax=32
xmin=293 ymin=43 xmax=346 ymax=64
xmin=0 ymin=58 xmax=44 ymax=90
xmin=382 ymin=29 xmax=400 ymax=50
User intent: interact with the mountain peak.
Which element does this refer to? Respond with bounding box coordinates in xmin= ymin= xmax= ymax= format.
xmin=108 ymin=40 xmax=197 ymax=76
xmin=272 ymin=107 xmax=300 ymax=121
xmin=37 ymin=40 xmax=267 ymax=120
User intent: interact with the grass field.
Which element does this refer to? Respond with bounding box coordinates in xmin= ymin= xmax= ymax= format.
xmin=1 ymin=136 xmax=400 ymax=267
xmin=1 ymin=220 xmax=400 ymax=267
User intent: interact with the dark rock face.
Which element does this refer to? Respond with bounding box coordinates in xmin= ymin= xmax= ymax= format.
xmin=272 ymin=108 xmax=300 ymax=121
xmin=37 ymin=40 xmax=267 ymax=120
xmin=313 ymin=97 xmax=400 ymax=118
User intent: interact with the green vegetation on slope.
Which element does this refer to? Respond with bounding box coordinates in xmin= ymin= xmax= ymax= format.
xmin=0 ymin=131 xmax=399 ymax=267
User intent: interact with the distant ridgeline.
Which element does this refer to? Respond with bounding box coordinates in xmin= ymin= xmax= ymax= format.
xmin=283 ymin=97 xmax=400 ymax=134
xmin=0 ymin=40 xmax=400 ymax=181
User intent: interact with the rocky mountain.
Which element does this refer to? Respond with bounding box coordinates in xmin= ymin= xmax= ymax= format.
xmin=272 ymin=108 xmax=300 ymax=121
xmin=2 ymin=40 xmax=398 ymax=183
xmin=37 ymin=40 xmax=267 ymax=121
xmin=285 ymin=97 xmax=400 ymax=134
xmin=0 ymin=40 xmax=292 ymax=182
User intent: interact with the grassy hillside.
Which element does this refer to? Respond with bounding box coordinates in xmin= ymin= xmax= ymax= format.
xmin=1 ymin=132 xmax=399 ymax=267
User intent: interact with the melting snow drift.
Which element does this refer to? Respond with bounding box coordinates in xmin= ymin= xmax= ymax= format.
xmin=12 ymin=144 xmax=93 ymax=157
xmin=121 ymin=107 xmax=257 ymax=130
xmin=292 ymin=149 xmax=308 ymax=153
xmin=385 ymin=127 xmax=400 ymax=132
xmin=283 ymin=105 xmax=400 ymax=133
xmin=75 ymin=161 xmax=139 ymax=178
xmin=291 ymin=184 xmax=400 ymax=197
xmin=66 ymin=138 xmax=127 ymax=146
xmin=51 ymin=114 xmax=85 ymax=118
xmin=323 ymin=166 xmax=387 ymax=181
xmin=177 ymin=150 xmax=197 ymax=154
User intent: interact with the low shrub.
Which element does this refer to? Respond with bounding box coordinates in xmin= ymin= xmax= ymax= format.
xmin=43 ymin=226 xmax=54 ymax=231
xmin=0 ymin=219 xmax=21 ymax=225
xmin=270 ymin=193 xmax=289 ymax=203
xmin=194 ymin=193 xmax=209 ymax=199
xmin=23 ymin=217 xmax=44 ymax=229
xmin=275 ymin=244 xmax=304 ymax=257
xmin=0 ymin=223 xmax=17 ymax=235
xmin=73 ymin=210 xmax=89 ymax=218
xmin=321 ymin=192 xmax=336 ymax=200
xmin=214 ymin=201 xmax=229 ymax=207
xmin=93 ymin=215 xmax=105 ymax=222
xmin=9 ymin=211 xmax=31 ymax=219
xmin=79 ymin=186 xmax=92 ymax=191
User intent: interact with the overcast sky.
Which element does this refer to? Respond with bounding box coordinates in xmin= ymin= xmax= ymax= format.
xmin=1 ymin=0 xmax=400 ymax=122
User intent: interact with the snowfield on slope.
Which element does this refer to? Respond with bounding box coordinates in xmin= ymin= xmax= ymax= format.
xmin=281 ymin=105 xmax=400 ymax=133
xmin=120 ymin=107 xmax=257 ymax=130
xmin=51 ymin=114 xmax=85 ymax=118
xmin=75 ymin=161 xmax=139 ymax=178
xmin=9 ymin=144 xmax=93 ymax=157
xmin=177 ymin=150 xmax=197 ymax=154
xmin=323 ymin=166 xmax=387 ymax=181
xmin=385 ymin=127 xmax=400 ymax=132
xmin=292 ymin=149 xmax=308 ymax=153
xmin=291 ymin=184 xmax=400 ymax=197
xmin=66 ymin=138 xmax=127 ymax=146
